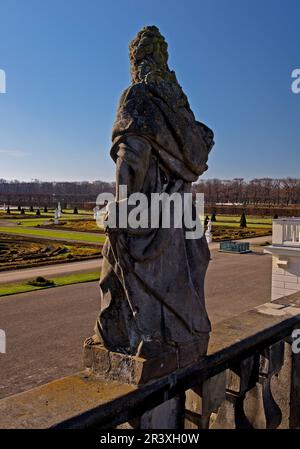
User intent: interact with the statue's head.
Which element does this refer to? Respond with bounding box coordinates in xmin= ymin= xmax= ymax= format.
xmin=129 ymin=26 xmax=177 ymax=84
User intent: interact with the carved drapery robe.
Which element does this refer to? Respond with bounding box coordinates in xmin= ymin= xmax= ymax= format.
xmin=95 ymin=78 xmax=214 ymax=357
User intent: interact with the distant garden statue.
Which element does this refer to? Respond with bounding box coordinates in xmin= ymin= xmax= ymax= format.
xmin=57 ymin=202 xmax=62 ymax=218
xmin=85 ymin=25 xmax=214 ymax=407
xmin=205 ymin=219 xmax=213 ymax=244
xmin=54 ymin=209 xmax=59 ymax=225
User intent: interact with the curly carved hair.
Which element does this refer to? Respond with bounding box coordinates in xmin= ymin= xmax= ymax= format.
xmin=129 ymin=26 xmax=177 ymax=84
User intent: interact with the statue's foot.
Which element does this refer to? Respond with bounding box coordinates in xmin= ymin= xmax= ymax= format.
xmin=136 ymin=339 xmax=176 ymax=358
xmin=84 ymin=334 xmax=101 ymax=346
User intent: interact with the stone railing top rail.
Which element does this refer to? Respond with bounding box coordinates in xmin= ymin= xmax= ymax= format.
xmin=274 ymin=218 xmax=300 ymax=223
xmin=1 ymin=293 xmax=300 ymax=429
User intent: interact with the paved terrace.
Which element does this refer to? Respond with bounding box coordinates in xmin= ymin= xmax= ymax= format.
xmin=0 ymin=247 xmax=272 ymax=399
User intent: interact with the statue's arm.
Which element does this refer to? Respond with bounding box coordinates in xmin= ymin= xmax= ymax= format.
xmin=115 ymin=136 xmax=152 ymax=198
xmin=103 ymin=136 xmax=152 ymax=233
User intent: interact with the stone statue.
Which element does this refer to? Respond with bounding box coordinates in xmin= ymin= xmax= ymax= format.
xmin=93 ymin=206 xmax=100 ymax=220
xmin=87 ymin=26 xmax=214 ymax=376
xmin=205 ymin=219 xmax=213 ymax=244
xmin=57 ymin=202 xmax=62 ymax=218
xmin=54 ymin=208 xmax=59 ymax=225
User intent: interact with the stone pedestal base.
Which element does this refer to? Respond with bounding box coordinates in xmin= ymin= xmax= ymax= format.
xmin=83 ymin=336 xmax=208 ymax=386
xmin=83 ymin=336 xmax=208 ymax=429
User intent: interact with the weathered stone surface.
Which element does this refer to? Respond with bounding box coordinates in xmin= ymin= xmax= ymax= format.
xmin=271 ymin=342 xmax=292 ymax=428
xmin=84 ymin=342 xmax=176 ymax=385
xmin=1 ymin=294 xmax=300 ymax=429
xmin=185 ymin=372 xmax=226 ymax=429
xmin=92 ymin=25 xmax=214 ymax=360
xmin=290 ymin=338 xmax=300 ymax=428
xmin=177 ymin=336 xmax=209 ymax=368
xmin=83 ymin=337 xmax=209 ymax=385
xmin=227 ymin=356 xmax=259 ymax=395
xmin=139 ymin=395 xmax=185 ymax=429
xmin=0 ymin=374 xmax=136 ymax=429
xmin=82 ymin=25 xmax=214 ymax=428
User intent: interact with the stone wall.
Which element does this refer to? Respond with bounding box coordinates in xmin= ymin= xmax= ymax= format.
xmin=272 ymin=256 xmax=300 ymax=300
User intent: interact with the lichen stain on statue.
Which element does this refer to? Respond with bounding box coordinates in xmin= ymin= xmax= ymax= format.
xmin=84 ymin=26 xmax=214 ymax=384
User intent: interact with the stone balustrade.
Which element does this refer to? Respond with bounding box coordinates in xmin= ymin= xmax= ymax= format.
xmin=273 ymin=218 xmax=300 ymax=246
xmin=266 ymin=218 xmax=300 ymax=300
xmin=1 ymin=292 xmax=300 ymax=429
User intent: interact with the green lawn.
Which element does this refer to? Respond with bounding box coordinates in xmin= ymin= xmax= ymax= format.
xmin=213 ymin=215 xmax=272 ymax=224
xmin=206 ymin=215 xmax=272 ymax=229
xmin=0 ymin=271 xmax=100 ymax=297
xmin=0 ymin=226 xmax=106 ymax=243
xmin=211 ymin=221 xmax=271 ymax=229
xmin=7 ymin=214 xmax=91 ymax=224
xmin=7 ymin=218 xmax=54 ymax=226
xmin=0 ymin=209 xmax=93 ymax=219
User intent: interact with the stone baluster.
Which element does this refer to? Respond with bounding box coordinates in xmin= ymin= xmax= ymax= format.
xmin=286 ymin=327 xmax=300 ymax=428
xmin=290 ymin=348 xmax=300 ymax=428
xmin=185 ymin=372 xmax=226 ymax=428
xmin=212 ymin=355 xmax=259 ymax=428
xmin=139 ymin=395 xmax=186 ymax=429
xmin=244 ymin=340 xmax=284 ymax=428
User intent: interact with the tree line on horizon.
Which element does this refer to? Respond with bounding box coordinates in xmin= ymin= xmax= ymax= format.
xmin=0 ymin=179 xmax=115 ymax=207
xmin=1 ymin=177 xmax=300 ymax=207
xmin=193 ymin=177 xmax=300 ymax=206
xmin=0 ymin=179 xmax=115 ymax=195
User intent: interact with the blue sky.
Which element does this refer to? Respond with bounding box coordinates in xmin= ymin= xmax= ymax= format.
xmin=0 ymin=0 xmax=299 ymax=182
